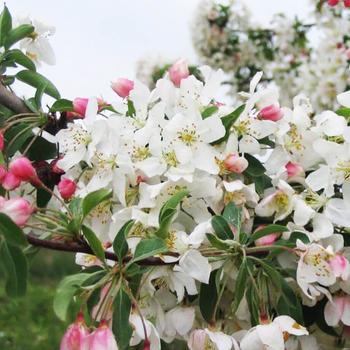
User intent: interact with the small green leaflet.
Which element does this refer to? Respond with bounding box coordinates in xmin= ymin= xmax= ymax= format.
xmin=82 ymin=188 xmax=112 ymax=218
xmin=131 ymin=238 xmax=167 ymax=264
xmin=0 ymin=213 xmax=27 ymax=246
xmin=113 ymin=220 xmax=134 ymax=262
xmin=82 ymin=225 xmax=106 ymax=265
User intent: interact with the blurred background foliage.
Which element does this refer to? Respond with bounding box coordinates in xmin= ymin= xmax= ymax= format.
xmin=0 ymin=250 xmax=78 ymax=349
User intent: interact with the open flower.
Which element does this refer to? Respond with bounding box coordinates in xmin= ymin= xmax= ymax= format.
xmin=239 ymin=316 xmax=308 ymax=350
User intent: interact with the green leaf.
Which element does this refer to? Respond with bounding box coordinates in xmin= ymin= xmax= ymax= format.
xmin=206 ymin=233 xmax=231 ymax=250
xmin=336 ymin=107 xmax=350 ymax=118
xmin=6 ymin=244 xmax=28 ymax=297
xmin=132 ymin=238 xmax=167 ymax=264
xmin=277 ymin=278 xmax=304 ymax=324
xmin=82 ymin=225 xmax=106 ymax=265
xmin=211 ymin=104 xmax=245 ymax=145
xmin=82 ymin=189 xmax=112 ymax=218
xmin=156 ymin=190 xmax=189 ymax=239
xmin=232 ymin=259 xmax=249 ymax=311
xmin=16 ymin=70 xmax=61 ymax=99
xmin=53 ymin=273 xmax=92 ymax=321
xmin=199 ymin=269 xmax=219 ymax=323
xmin=4 ymin=49 xmax=36 ymax=70
xmin=0 ymin=213 xmax=27 ymax=246
xmin=127 ymin=100 xmax=136 ymax=117
xmin=113 ymin=287 xmax=133 ymax=350
xmin=23 ymin=97 xmax=40 ymax=113
xmin=289 ymin=231 xmax=310 ymax=245
xmin=249 ymin=224 xmax=288 ymax=243
xmin=5 ymin=24 xmax=34 ymax=48
xmin=223 ymin=202 xmax=241 ymax=233
xmin=25 ymin=135 xmax=57 ymax=161
xmin=35 ymin=82 xmax=48 ymax=109
xmin=211 ymin=215 xmax=233 ymax=240
xmin=5 ymin=123 xmax=33 ymax=157
xmin=0 ymin=6 xmax=12 ymax=46
xmin=113 ymin=220 xmax=133 ymax=262
xmin=159 ymin=190 xmax=189 ymax=222
xmin=0 ymin=240 xmax=28 ymax=297
xmin=244 ymin=154 xmax=266 ymax=177
xmin=257 ymin=259 xmax=282 ymax=289
xmin=36 ymin=187 xmax=53 ymax=208
xmin=50 ymin=98 xmax=73 ymax=112
xmin=201 ymin=105 xmax=218 ymax=119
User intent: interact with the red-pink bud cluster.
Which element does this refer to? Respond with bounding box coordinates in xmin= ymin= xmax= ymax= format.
xmin=60 ymin=315 xmax=118 ymax=350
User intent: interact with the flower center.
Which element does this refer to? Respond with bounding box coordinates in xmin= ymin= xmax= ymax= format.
xmin=178 ymin=128 xmax=197 ymax=146
xmin=164 ymin=151 xmax=179 ymax=167
xmin=132 ymin=146 xmax=150 ymax=161
xmin=336 ymin=161 xmax=350 ymax=180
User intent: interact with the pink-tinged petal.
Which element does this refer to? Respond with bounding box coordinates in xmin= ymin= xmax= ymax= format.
xmin=258 ymin=104 xmax=283 ymax=122
xmin=168 ymin=59 xmax=190 ymax=87
xmin=285 ymin=162 xmax=304 ymax=178
xmin=88 ymin=320 xmax=118 ymax=350
xmin=111 ymin=78 xmax=134 ymax=98
xmin=58 ymin=178 xmax=77 ymax=200
xmin=0 ymin=132 xmax=4 ymax=151
xmin=188 ymin=329 xmax=207 ymax=350
xmin=329 ymin=255 xmax=350 ymax=280
xmin=9 ymin=156 xmax=38 ymax=182
xmin=342 ymin=296 xmax=350 ymax=326
xmin=224 ymin=153 xmax=248 ymax=174
xmin=324 ymin=297 xmax=344 ymax=326
xmin=0 ymin=197 xmax=33 ymax=226
xmin=60 ymin=313 xmax=89 ymax=350
xmin=2 ymin=172 xmax=21 ymax=190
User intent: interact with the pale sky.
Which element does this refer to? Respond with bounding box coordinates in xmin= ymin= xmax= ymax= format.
xmin=9 ymin=0 xmax=311 ymax=101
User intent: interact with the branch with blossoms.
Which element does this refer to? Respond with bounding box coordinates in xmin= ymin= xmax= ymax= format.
xmin=1 ymin=4 xmax=350 ymax=350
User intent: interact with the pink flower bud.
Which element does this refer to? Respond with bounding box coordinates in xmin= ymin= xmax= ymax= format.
xmin=87 ymin=320 xmax=118 ymax=350
xmin=0 ymin=132 xmax=4 ymax=151
xmin=344 ymin=0 xmax=350 ymax=7
xmin=258 ymin=104 xmax=283 ymax=122
xmin=143 ymin=339 xmax=151 ymax=350
xmin=73 ymin=97 xmax=89 ymax=117
xmin=58 ymin=178 xmax=77 ymax=200
xmin=9 ymin=157 xmax=37 ymax=182
xmin=0 ymin=197 xmax=33 ymax=226
xmin=60 ymin=313 xmax=89 ymax=350
xmin=168 ymin=59 xmax=190 ymax=87
xmin=328 ymin=0 xmax=340 ymax=5
xmin=2 ymin=172 xmax=21 ymax=191
xmin=329 ymin=254 xmax=350 ymax=280
xmin=224 ymin=153 xmax=248 ymax=173
xmin=254 ymin=224 xmax=280 ymax=247
xmin=285 ymin=162 xmax=304 ymax=178
xmin=111 ymin=78 xmax=134 ymax=98
xmin=188 ymin=329 xmax=207 ymax=350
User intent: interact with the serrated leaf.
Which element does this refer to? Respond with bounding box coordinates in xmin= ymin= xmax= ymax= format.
xmin=82 ymin=188 xmax=112 ymax=218
xmin=0 ymin=213 xmax=27 ymax=246
xmin=50 ymin=98 xmax=73 ymax=112
xmin=249 ymin=224 xmax=288 ymax=243
xmin=199 ymin=269 xmax=219 ymax=323
xmin=211 ymin=215 xmax=233 ymax=240
xmin=132 ymin=238 xmax=167 ymax=264
xmin=82 ymin=225 xmax=106 ymax=265
xmin=223 ymin=202 xmax=241 ymax=233
xmin=16 ymin=70 xmax=60 ymax=99
xmin=5 ymin=24 xmax=34 ymax=48
xmin=113 ymin=220 xmax=133 ymax=262
xmin=211 ymin=104 xmax=245 ymax=145
xmin=113 ymin=287 xmax=133 ymax=350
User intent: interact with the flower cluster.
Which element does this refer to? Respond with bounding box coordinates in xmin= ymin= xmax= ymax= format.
xmin=191 ymin=0 xmax=350 ymax=111
xmin=1 ymin=4 xmax=350 ymax=350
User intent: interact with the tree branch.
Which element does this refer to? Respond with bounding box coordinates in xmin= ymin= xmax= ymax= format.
xmin=26 ymin=233 xmax=176 ymax=266
xmin=0 ymin=83 xmax=30 ymax=114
